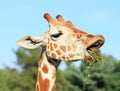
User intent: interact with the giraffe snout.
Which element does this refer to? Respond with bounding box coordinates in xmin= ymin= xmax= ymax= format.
xmin=84 ymin=34 xmax=105 ymax=63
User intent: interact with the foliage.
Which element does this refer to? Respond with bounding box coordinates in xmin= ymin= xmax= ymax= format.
xmin=15 ymin=47 xmax=41 ymax=91
xmin=56 ymin=54 xmax=120 ymax=91
xmin=0 ymin=68 xmax=22 ymax=91
xmin=0 ymin=47 xmax=120 ymax=91
xmin=0 ymin=47 xmax=41 ymax=91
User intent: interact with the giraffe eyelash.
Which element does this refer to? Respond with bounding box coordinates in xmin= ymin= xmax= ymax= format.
xmin=50 ymin=32 xmax=63 ymax=38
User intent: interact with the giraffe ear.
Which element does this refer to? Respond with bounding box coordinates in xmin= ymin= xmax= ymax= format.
xmin=17 ymin=36 xmax=42 ymax=49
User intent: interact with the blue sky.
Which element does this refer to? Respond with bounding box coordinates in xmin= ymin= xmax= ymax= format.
xmin=0 ymin=0 xmax=120 ymax=69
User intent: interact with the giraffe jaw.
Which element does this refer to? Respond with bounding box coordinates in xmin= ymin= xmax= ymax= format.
xmin=85 ymin=36 xmax=105 ymax=63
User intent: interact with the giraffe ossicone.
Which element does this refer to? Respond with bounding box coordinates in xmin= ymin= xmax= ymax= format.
xmin=17 ymin=13 xmax=105 ymax=91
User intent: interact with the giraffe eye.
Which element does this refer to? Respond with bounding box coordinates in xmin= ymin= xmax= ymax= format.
xmin=51 ymin=32 xmax=63 ymax=38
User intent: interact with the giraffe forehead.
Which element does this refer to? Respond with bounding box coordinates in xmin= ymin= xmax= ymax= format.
xmin=49 ymin=25 xmax=72 ymax=34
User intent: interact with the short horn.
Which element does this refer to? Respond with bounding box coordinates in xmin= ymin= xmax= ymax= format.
xmin=44 ymin=13 xmax=55 ymax=24
xmin=56 ymin=15 xmax=64 ymax=22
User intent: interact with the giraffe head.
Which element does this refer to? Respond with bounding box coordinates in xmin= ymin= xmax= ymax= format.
xmin=17 ymin=13 xmax=105 ymax=63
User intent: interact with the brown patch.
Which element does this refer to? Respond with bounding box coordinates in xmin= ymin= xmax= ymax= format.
xmin=60 ymin=45 xmax=66 ymax=52
xmin=53 ymin=43 xmax=58 ymax=48
xmin=68 ymin=46 xmax=71 ymax=51
xmin=38 ymin=72 xmax=50 ymax=91
xmin=62 ymin=55 xmax=66 ymax=59
xmin=50 ymin=42 xmax=54 ymax=51
xmin=42 ymin=64 xmax=49 ymax=73
xmin=69 ymin=53 xmax=75 ymax=58
xmin=51 ymin=53 xmax=56 ymax=58
xmin=56 ymin=50 xmax=61 ymax=55
xmin=51 ymin=84 xmax=56 ymax=91
xmin=66 ymin=57 xmax=69 ymax=60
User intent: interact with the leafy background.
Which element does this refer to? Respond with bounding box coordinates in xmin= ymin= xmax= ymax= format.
xmin=0 ymin=48 xmax=120 ymax=91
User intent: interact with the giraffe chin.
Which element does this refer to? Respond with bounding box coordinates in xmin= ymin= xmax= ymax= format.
xmin=84 ymin=39 xmax=104 ymax=63
xmin=84 ymin=48 xmax=102 ymax=63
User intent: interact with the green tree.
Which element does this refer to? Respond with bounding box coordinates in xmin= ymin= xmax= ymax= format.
xmin=14 ymin=47 xmax=41 ymax=91
xmin=0 ymin=68 xmax=22 ymax=91
xmin=58 ymin=54 xmax=120 ymax=91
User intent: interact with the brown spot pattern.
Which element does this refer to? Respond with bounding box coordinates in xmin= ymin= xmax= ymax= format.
xmin=68 ymin=46 xmax=71 ymax=51
xmin=56 ymin=50 xmax=61 ymax=55
xmin=53 ymin=43 xmax=58 ymax=48
xmin=42 ymin=64 xmax=49 ymax=73
xmin=51 ymin=53 xmax=56 ymax=58
xmin=60 ymin=45 xmax=66 ymax=52
xmin=37 ymin=72 xmax=50 ymax=91
xmin=50 ymin=42 xmax=54 ymax=51
xmin=69 ymin=53 xmax=75 ymax=58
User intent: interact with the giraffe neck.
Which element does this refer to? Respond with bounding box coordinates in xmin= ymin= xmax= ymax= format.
xmin=36 ymin=51 xmax=60 ymax=91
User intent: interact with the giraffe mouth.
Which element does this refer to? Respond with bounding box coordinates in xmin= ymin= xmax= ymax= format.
xmin=85 ymin=36 xmax=105 ymax=63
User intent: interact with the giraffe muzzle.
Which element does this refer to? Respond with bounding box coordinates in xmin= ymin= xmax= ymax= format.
xmin=85 ymin=35 xmax=105 ymax=63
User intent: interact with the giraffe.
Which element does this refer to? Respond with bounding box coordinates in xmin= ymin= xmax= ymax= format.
xmin=17 ymin=13 xmax=105 ymax=91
